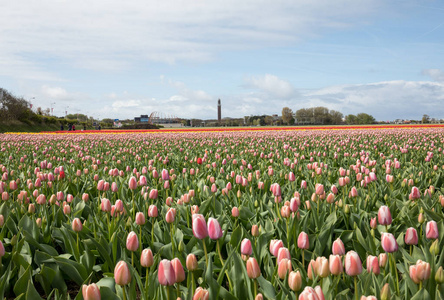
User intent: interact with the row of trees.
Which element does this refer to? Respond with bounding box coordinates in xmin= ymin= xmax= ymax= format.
xmin=281 ymin=106 xmax=376 ymax=125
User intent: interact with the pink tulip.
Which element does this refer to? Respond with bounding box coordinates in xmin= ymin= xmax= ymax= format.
xmin=381 ymin=232 xmax=398 ymax=253
xmin=186 ymin=253 xmax=198 ymax=271
xmin=426 ymin=220 xmax=439 ymax=239
xmin=193 ymin=287 xmax=209 ymax=300
xmin=269 ymin=239 xmax=284 ymax=257
xmin=165 ymin=208 xmax=175 ymax=224
xmin=315 ymin=184 xmax=324 ymax=195
xmin=135 ymin=212 xmax=146 ymax=225
xmin=241 ymin=238 xmax=253 ymax=256
xmin=378 ymin=206 xmax=392 ymax=226
xmin=345 ymin=251 xmax=362 ymax=276
xmin=332 ymin=238 xmax=345 ymax=256
xmin=0 ymin=240 xmax=5 ymax=257
xmin=148 ymin=205 xmax=158 ymax=218
xmin=278 ymin=258 xmax=292 ymax=279
xmin=246 ymin=257 xmax=261 ymax=279
xmin=370 ymin=217 xmax=377 ymax=229
xmin=149 ymin=189 xmax=158 ymax=199
xmin=405 ymin=227 xmax=418 ymax=245
xmin=171 ymin=258 xmax=185 ymax=283
xmin=315 ymin=256 xmax=330 ymax=278
xmin=329 ymin=254 xmax=343 ymax=275
xmin=299 ymin=286 xmax=320 ymax=300
xmin=126 ymin=231 xmax=139 ymax=252
xmin=140 ymin=248 xmax=154 ymax=268
xmin=114 ymin=261 xmax=131 ymax=286
xmin=115 ymin=200 xmax=124 ymax=212
xmin=297 ymin=231 xmax=309 ymax=249
xmin=158 ymin=259 xmax=176 ymax=286
xmin=82 ymin=283 xmax=101 ymax=300
xmin=288 ymin=172 xmax=295 ymax=182
xmin=277 ymin=247 xmax=291 ymax=264
xmin=207 ymin=217 xmax=223 ymax=240
xmin=192 ymin=214 xmax=208 ymax=239
xmin=301 ymin=180 xmax=307 ymax=189
xmin=288 ymin=270 xmax=302 ymax=292
xmin=72 ymin=218 xmax=83 ymax=232
xmin=411 ymin=186 xmax=421 ymax=199
xmin=410 ymin=260 xmax=431 ymax=284
xmin=231 ymin=207 xmax=239 ymax=217
xmin=161 ymin=169 xmax=169 ymax=181
xmin=366 ymin=255 xmax=380 ymax=275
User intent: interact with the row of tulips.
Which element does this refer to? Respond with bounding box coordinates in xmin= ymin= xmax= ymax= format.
xmin=1 ymin=128 xmax=444 ymax=300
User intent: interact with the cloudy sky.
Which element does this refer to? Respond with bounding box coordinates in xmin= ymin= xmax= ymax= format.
xmin=1 ymin=0 xmax=444 ymax=121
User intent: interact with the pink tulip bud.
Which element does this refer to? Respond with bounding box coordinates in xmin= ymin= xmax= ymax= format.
xmin=97 ymin=180 xmax=105 ymax=191
xmin=100 ymin=198 xmax=111 ymax=212
xmin=114 ymin=261 xmax=131 ymax=286
xmin=315 ymin=256 xmax=330 ymax=278
xmin=165 ymin=208 xmax=175 ymax=224
xmin=207 ymin=217 xmax=223 ymax=240
xmin=426 ymin=220 xmax=439 ymax=239
xmin=241 ymin=238 xmax=253 ymax=256
xmin=378 ymin=253 xmax=388 ymax=268
xmin=0 ymin=240 xmax=5 ymax=257
xmin=269 ymin=239 xmax=284 ymax=257
xmin=405 ymin=227 xmax=418 ymax=245
xmin=186 ymin=253 xmax=198 ymax=271
xmin=332 ymin=238 xmax=345 ymax=256
xmin=231 ymin=207 xmax=239 ymax=217
xmin=193 ymin=287 xmax=209 ymax=300
xmin=278 ymin=258 xmax=292 ymax=279
xmin=149 ymin=189 xmax=158 ymax=199
xmin=171 ymin=258 xmax=185 ymax=283
xmin=315 ymin=184 xmax=324 ymax=195
xmin=410 ymin=260 xmax=431 ymax=284
xmin=378 ymin=205 xmax=392 ymax=226
xmin=329 ymin=254 xmax=343 ymax=275
xmin=366 ymin=255 xmax=380 ymax=275
xmin=288 ymin=270 xmax=302 ymax=292
xmin=345 ymin=251 xmax=362 ymax=276
xmin=277 ymin=247 xmax=291 ymax=264
xmin=192 ymin=214 xmax=208 ymax=239
xmin=82 ymin=193 xmax=89 ymax=202
xmin=72 ymin=218 xmax=83 ymax=233
xmin=411 ymin=186 xmax=421 ymax=199
xmin=246 ymin=257 xmax=261 ymax=279
xmin=82 ymin=283 xmax=101 ymax=300
xmin=148 ymin=205 xmax=158 ymax=218
xmin=381 ymin=232 xmax=398 ymax=253
xmin=161 ymin=169 xmax=169 ymax=181
xmin=126 ymin=231 xmax=139 ymax=252
xmin=136 ymin=212 xmax=146 ymax=225
xmin=140 ymin=248 xmax=154 ymax=268
xmin=158 ymin=259 xmax=176 ymax=286
xmin=370 ymin=217 xmax=377 ymax=229
xmin=297 ymin=231 xmax=309 ymax=249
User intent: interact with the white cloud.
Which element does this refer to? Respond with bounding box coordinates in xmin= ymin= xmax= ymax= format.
xmin=244 ymin=74 xmax=295 ymax=98
xmin=41 ymin=85 xmax=68 ymax=99
xmin=422 ymin=69 xmax=444 ymax=82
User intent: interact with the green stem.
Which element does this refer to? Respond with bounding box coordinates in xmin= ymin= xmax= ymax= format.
xmin=302 ymin=249 xmax=305 ymax=269
xmin=170 ymin=223 xmax=175 ymax=257
xmin=122 ymin=286 xmax=127 ymax=300
xmin=176 ymin=283 xmax=180 ymax=299
xmin=253 ymin=279 xmax=257 ymax=298
xmin=166 ymin=285 xmax=170 ymax=300
xmin=286 ymin=219 xmax=290 ymax=249
xmin=203 ymin=239 xmax=208 ymax=265
xmin=76 ymin=232 xmax=79 ymax=251
xmin=131 ymin=251 xmax=134 ymax=268
xmin=145 ymin=267 xmax=149 ymax=296
xmin=354 ymin=276 xmax=358 ymax=300
xmin=191 ymin=272 xmax=196 ymax=295
xmin=151 ymin=218 xmax=155 ymax=245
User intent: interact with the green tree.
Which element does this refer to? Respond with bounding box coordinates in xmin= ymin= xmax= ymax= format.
xmin=345 ymin=114 xmax=358 ymax=125
xmin=422 ymin=114 xmax=430 ymax=124
xmin=356 ymin=113 xmax=376 ymax=124
xmin=281 ymin=107 xmax=293 ymax=125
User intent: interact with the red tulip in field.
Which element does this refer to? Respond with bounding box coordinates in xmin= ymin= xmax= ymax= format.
xmin=196 ymin=158 xmax=202 ymax=165
xmin=158 ymin=259 xmax=176 ymax=286
xmin=345 ymin=251 xmax=362 ymax=276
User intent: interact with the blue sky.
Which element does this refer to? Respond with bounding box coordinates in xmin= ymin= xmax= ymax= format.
xmin=1 ymin=0 xmax=443 ymax=121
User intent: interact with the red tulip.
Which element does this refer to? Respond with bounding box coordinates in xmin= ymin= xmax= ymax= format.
xmin=192 ymin=214 xmax=208 ymax=239
xmin=345 ymin=251 xmax=362 ymax=276
xmin=158 ymin=259 xmax=176 ymax=286
xmin=114 ymin=261 xmax=131 ymax=286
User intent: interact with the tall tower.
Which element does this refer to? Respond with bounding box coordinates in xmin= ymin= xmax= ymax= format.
xmin=217 ymin=99 xmax=221 ymax=123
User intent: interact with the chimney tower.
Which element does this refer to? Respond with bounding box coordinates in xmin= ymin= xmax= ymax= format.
xmin=217 ymin=99 xmax=221 ymax=123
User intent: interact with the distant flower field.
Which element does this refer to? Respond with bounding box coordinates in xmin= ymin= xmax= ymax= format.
xmin=1 ymin=125 xmax=444 ymax=299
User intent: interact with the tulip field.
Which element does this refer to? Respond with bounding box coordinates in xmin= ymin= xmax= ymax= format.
xmin=2 ymin=126 xmax=444 ymax=300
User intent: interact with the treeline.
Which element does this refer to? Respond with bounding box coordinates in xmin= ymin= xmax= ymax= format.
xmin=281 ymin=106 xmax=376 ymax=125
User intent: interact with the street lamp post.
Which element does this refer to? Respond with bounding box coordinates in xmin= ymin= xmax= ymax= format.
xmin=50 ymin=102 xmax=56 ymax=116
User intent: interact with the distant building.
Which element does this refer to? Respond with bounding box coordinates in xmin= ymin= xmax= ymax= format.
xmin=218 ymin=99 xmax=221 ymax=123
xmin=134 ymin=115 xmax=149 ymax=123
